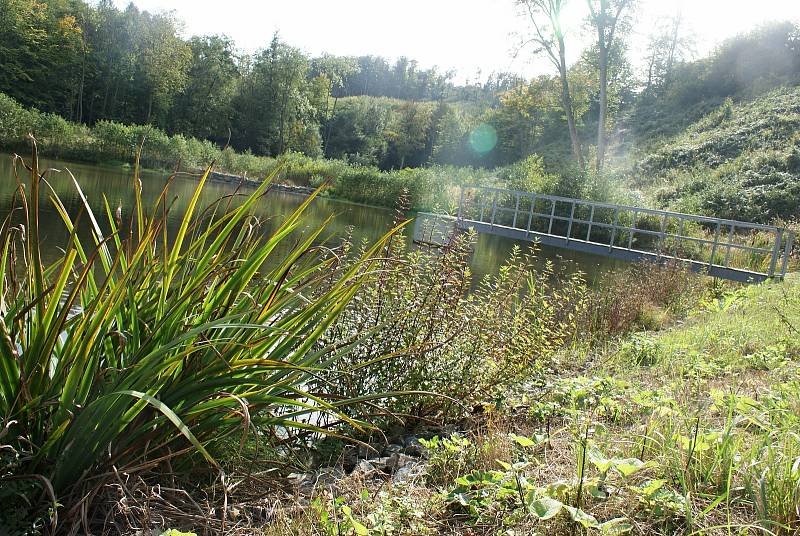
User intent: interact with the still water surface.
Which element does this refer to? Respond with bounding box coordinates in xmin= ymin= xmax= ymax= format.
xmin=0 ymin=153 xmax=621 ymax=284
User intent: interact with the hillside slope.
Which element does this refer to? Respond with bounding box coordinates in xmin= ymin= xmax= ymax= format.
xmin=633 ymin=87 xmax=800 ymax=223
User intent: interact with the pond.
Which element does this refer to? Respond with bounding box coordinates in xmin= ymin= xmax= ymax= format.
xmin=0 ymin=153 xmax=622 ymax=285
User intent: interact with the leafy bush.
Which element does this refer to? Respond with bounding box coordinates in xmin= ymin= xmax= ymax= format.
xmin=318 ymin=234 xmax=587 ymax=419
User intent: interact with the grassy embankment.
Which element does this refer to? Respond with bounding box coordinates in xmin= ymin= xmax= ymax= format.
xmin=630 ymin=87 xmax=800 ymax=225
xmin=262 ymin=274 xmax=800 ymax=535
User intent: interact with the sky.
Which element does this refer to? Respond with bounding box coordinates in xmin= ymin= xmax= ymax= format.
xmin=111 ymin=0 xmax=800 ymax=83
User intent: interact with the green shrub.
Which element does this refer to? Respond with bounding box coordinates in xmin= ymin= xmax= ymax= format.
xmin=319 ymin=237 xmax=587 ymax=419
xmin=618 ymin=334 xmax=662 ymax=366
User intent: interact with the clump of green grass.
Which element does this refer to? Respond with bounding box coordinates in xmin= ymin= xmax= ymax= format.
xmin=636 ymin=87 xmax=800 ymax=223
xmin=0 ymin=139 xmax=403 ymax=533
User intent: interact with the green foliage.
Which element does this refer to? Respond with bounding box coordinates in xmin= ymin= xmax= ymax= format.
xmin=321 ymin=240 xmax=587 ymax=418
xmin=231 ymin=35 xmax=324 ymax=157
xmin=314 ymin=496 xmax=370 ymax=536
xmin=499 ymin=155 xmax=561 ymax=194
xmin=0 ymin=0 xmax=84 ymax=115
xmin=169 ymin=35 xmax=240 ymax=142
xmin=618 ymin=335 xmax=662 ymax=366
xmin=437 ymin=432 xmax=644 ymax=532
xmin=0 ymin=143 xmax=401 ymax=531
xmin=419 ymin=435 xmax=476 ymax=487
xmin=529 ymin=376 xmax=630 ymax=423
xmin=636 ymin=87 xmax=800 ymax=222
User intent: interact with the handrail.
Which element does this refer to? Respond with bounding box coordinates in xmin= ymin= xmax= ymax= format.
xmin=462 ymin=186 xmax=781 ymax=232
xmin=446 ymin=186 xmax=795 ymax=281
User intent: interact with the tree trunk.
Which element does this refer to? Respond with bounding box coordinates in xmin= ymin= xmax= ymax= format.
xmin=557 ymin=38 xmax=585 ymax=171
xmin=645 ymin=53 xmax=655 ymax=92
xmin=146 ymin=93 xmax=154 ymax=124
xmin=596 ymin=42 xmax=609 ymax=172
xmin=76 ymin=29 xmax=87 ymax=124
xmin=665 ymin=15 xmax=682 ymax=87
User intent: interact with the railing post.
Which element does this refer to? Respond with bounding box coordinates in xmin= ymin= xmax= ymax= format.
xmin=657 ymin=215 xmax=668 ymax=260
xmin=548 ymin=200 xmax=556 ymax=235
xmin=526 ymin=195 xmax=536 ymax=238
xmin=566 ymin=202 xmax=576 ymax=242
xmin=768 ymin=228 xmax=784 ymax=278
xmin=609 ymin=207 xmax=619 ymax=251
xmin=676 ymin=219 xmax=685 ymax=258
xmin=489 ymin=191 xmax=498 ymax=228
xmin=724 ymin=224 xmax=735 ymax=267
xmin=586 ymin=205 xmax=595 ymax=242
xmin=709 ymin=222 xmax=721 ymax=268
xmin=628 ymin=210 xmax=638 ymax=250
xmin=779 ymin=231 xmax=795 ymax=279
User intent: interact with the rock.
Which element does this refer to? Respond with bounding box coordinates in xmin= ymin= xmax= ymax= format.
xmin=350 ymin=453 xmax=418 ymax=479
xmin=383 ymin=443 xmax=403 ymax=457
xmin=287 ymin=472 xmax=315 ymax=496
xmin=376 ymin=453 xmax=416 ymax=473
xmin=392 ymin=460 xmax=424 ymax=484
xmin=287 ymin=467 xmax=345 ymax=495
xmin=317 ymin=466 xmax=345 ymax=488
xmin=356 ymin=444 xmax=374 ymax=459
xmin=402 ymin=437 xmax=425 ymax=457
xmin=353 ymin=459 xmax=379 ymax=477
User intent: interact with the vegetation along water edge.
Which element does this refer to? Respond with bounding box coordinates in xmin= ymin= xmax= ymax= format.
xmin=2 ymin=0 xmax=800 ymax=534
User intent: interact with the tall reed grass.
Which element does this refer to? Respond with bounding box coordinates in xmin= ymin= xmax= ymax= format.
xmin=0 ymin=139 xmax=403 ymax=532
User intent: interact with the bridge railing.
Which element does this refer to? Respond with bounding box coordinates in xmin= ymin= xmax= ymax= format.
xmin=456 ymin=186 xmax=795 ymax=280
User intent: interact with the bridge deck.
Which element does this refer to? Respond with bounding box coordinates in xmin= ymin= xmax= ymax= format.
xmin=414 ymin=186 xmax=795 ymax=283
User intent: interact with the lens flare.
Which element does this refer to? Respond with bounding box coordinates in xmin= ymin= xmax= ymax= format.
xmin=469 ymin=124 xmax=497 ymax=155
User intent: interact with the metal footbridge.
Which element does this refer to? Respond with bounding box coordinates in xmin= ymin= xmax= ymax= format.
xmin=413 ymin=186 xmax=795 ymax=283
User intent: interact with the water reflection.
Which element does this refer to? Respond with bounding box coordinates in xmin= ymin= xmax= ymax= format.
xmin=0 ymin=153 xmax=622 ymax=284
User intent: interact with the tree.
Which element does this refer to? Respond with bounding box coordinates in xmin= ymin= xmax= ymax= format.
xmin=170 ymin=35 xmax=240 ymax=141
xmin=323 ymin=96 xmax=394 ymax=165
xmin=231 ymin=35 xmax=322 ymax=156
xmin=643 ymin=12 xmax=694 ymax=93
xmin=489 ymin=76 xmax=561 ymax=164
xmin=310 ymin=54 xmax=359 ymax=156
xmin=586 ymin=0 xmax=634 ymax=171
xmin=516 ymin=0 xmax=586 ymax=170
xmin=138 ymin=12 xmax=191 ymax=124
xmin=0 ymin=0 xmax=83 ymax=114
xmin=386 ymin=101 xmax=432 ymax=169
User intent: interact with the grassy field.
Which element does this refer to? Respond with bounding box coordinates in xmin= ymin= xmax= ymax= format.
xmin=258 ymin=275 xmax=800 ymax=535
